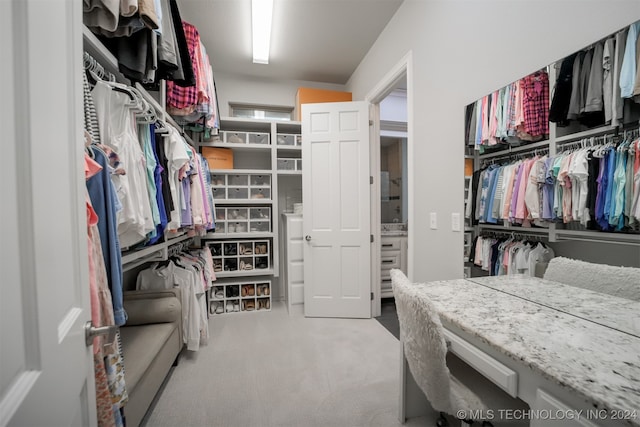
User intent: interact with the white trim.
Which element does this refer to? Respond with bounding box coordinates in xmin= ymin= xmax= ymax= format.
xmin=363 ymin=51 xmax=413 ymax=316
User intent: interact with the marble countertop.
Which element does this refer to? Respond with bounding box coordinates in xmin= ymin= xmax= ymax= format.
xmin=469 ymin=275 xmax=640 ymax=338
xmin=415 ymin=279 xmax=640 ymax=426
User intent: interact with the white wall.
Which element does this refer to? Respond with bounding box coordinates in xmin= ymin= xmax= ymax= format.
xmin=214 ymin=71 xmax=348 ymax=118
xmin=346 ymin=0 xmax=640 ymax=282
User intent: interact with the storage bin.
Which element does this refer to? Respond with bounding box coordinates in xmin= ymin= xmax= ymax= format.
xmin=227 ymin=208 xmax=248 ymax=220
xmin=214 ymin=222 xmax=226 ymax=234
xmin=211 ymin=174 xmax=226 ymax=186
xmin=228 ymin=187 xmax=249 ymax=199
xmin=212 ymin=187 xmax=226 ymax=199
xmin=250 ymin=208 xmax=270 ymax=220
xmin=277 ymin=159 xmax=295 ymax=170
xmin=295 ymin=135 xmax=302 ymax=146
xmin=228 ymin=222 xmax=248 ymax=234
xmin=224 ymin=131 xmax=247 ymax=144
xmin=215 ymin=208 xmax=226 ymax=221
xmin=248 ymin=132 xmax=270 ymax=145
xmin=250 ymin=174 xmax=270 ymax=187
xmin=208 ymin=243 xmax=222 ymax=257
xmin=277 ymin=134 xmax=296 ymax=145
xmin=228 ymin=174 xmax=249 ymax=186
xmin=224 ymin=259 xmax=238 ymax=272
xmin=250 ymin=221 xmax=270 ymax=233
xmin=255 ymin=256 xmax=269 ymax=270
xmin=296 ymin=159 xmax=302 ymax=171
xmin=250 ymin=188 xmax=270 ymax=200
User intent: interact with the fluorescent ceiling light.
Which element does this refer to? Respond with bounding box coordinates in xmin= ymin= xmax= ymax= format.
xmin=252 ymin=0 xmax=273 ymax=64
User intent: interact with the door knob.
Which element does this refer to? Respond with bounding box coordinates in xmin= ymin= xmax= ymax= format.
xmin=305 ymin=235 xmax=312 ymax=241
xmin=84 ymin=321 xmax=118 ymax=346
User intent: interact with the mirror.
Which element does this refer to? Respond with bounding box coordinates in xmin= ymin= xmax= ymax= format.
xmin=380 ymin=135 xmax=407 ymax=224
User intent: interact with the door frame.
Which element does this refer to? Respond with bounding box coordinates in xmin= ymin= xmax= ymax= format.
xmin=364 ymin=51 xmax=413 ymax=317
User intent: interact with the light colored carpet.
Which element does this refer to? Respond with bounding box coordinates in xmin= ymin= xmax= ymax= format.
xmin=143 ymin=302 xmax=434 ymax=427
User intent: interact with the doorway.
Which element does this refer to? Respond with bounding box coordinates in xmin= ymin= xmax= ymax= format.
xmin=365 ymin=51 xmax=412 ymax=317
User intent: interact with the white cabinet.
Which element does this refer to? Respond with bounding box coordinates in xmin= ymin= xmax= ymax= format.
xmin=381 ymin=235 xmax=407 ymax=298
xmin=281 ymin=213 xmax=304 ymax=313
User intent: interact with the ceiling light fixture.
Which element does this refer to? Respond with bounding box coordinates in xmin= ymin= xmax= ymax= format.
xmin=252 ymin=0 xmax=273 ymax=64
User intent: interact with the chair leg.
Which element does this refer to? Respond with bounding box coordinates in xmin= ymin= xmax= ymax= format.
xmin=436 ymin=412 xmax=449 ymax=427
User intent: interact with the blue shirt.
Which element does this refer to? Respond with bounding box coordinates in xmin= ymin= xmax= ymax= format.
xmin=86 ymin=146 xmax=126 ymax=326
xmin=620 ymin=22 xmax=640 ymax=98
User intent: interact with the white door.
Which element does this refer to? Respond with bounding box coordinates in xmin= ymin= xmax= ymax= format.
xmin=302 ymin=101 xmax=372 ymax=318
xmin=1 ymin=1 xmax=96 ymax=426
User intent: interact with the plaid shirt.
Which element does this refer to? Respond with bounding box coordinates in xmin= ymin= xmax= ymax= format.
xmin=522 ymin=71 xmax=549 ymax=137
xmin=167 ymin=22 xmax=200 ymax=110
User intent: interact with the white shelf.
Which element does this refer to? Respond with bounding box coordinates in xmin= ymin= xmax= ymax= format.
xmin=121 ymin=233 xmax=192 ymax=270
xmin=276 ymin=146 xmax=302 ymax=151
xmin=201 ymin=142 xmax=272 ymax=151
xmin=477 ymin=224 xmax=550 ymax=234
xmin=82 ymin=25 xmax=123 ymax=80
xmin=554 ymin=229 xmax=640 ymax=245
xmin=555 ymin=124 xmax=618 ymax=144
xmin=277 ymin=170 xmax=302 ymax=176
xmin=214 ymin=199 xmax=273 ymax=205
xmin=478 ymin=139 xmax=550 ymax=160
xmin=204 ymin=232 xmax=274 ymax=239
xmin=211 ymin=169 xmax=272 ymax=175
xmin=214 ymin=269 xmax=274 ymax=278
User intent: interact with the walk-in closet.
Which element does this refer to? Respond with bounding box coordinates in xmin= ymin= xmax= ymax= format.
xmin=4 ymin=1 xmax=640 ymax=427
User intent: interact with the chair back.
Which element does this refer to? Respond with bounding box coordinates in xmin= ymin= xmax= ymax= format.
xmin=390 ymin=269 xmax=454 ymax=414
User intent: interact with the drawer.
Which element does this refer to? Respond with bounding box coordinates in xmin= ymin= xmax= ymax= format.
xmin=212 ymin=187 xmax=226 ymax=199
xmin=215 ymin=208 xmax=226 ymax=221
xmin=381 ymin=277 xmax=393 ymax=291
xmin=277 ymin=134 xmax=296 ymax=145
xmin=250 ymin=221 xmax=270 ymax=233
xmin=215 ymin=222 xmax=226 ymax=234
xmin=442 ymin=329 xmax=518 ymax=397
xmin=228 ymin=187 xmax=249 ymax=199
xmin=381 ymin=238 xmax=401 ymax=251
xmin=227 ymin=208 xmax=248 ymax=220
xmin=227 ymin=221 xmax=248 ymax=233
xmin=250 ymin=174 xmax=271 ymax=187
xmin=380 ymin=252 xmax=401 ymax=270
xmin=247 ymin=132 xmax=270 ymax=145
xmin=224 ymin=131 xmax=247 ymax=144
xmin=250 ymin=207 xmax=270 ymax=220
xmin=250 ymin=188 xmax=270 ymax=200
xmin=277 ymin=158 xmax=296 ymax=170
xmin=211 ymin=174 xmax=226 ymax=186
xmin=228 ymin=174 xmax=249 ymax=186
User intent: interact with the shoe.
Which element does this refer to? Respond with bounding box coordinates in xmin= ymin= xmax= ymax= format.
xmin=241 ymin=285 xmax=248 ymax=297
xmin=248 ymin=285 xmax=255 ymax=296
xmin=228 ymin=134 xmax=244 ymax=144
xmin=263 ymin=285 xmax=270 ymax=296
xmin=233 ymin=302 xmax=240 ymax=312
xmin=246 ymin=300 xmax=255 ymax=311
xmin=265 ymin=299 xmax=270 ymax=309
xmin=242 ymin=262 xmax=253 ymax=271
xmin=215 ymin=288 xmax=224 ymax=299
xmin=226 ymin=302 xmax=233 ymax=313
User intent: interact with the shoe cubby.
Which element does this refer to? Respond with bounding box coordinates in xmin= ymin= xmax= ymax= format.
xmin=208 ymin=280 xmax=271 ymax=315
xmin=210 ymin=172 xmax=272 ymax=202
xmin=212 ymin=207 xmax=272 ymax=236
xmin=207 ymin=240 xmax=271 ymax=276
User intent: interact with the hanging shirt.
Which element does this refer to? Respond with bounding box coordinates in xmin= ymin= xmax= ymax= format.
xmin=620 ymin=22 xmax=640 ymax=98
xmin=522 ymin=71 xmax=549 ymax=137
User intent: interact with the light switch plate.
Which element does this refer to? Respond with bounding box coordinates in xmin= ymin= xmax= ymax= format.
xmin=430 ymin=212 xmax=437 ymax=229
xmin=451 ymin=213 xmax=461 ymax=232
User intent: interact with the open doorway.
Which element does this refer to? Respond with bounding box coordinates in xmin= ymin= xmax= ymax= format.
xmin=365 ymin=52 xmax=412 ymax=318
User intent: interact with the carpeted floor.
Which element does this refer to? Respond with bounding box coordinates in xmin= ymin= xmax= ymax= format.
xmin=142 ymin=301 xmax=433 ymax=427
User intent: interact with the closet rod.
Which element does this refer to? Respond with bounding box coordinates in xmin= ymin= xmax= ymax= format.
xmin=478 ymin=139 xmax=549 ymax=160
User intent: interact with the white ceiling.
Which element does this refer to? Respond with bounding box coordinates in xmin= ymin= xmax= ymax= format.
xmin=179 ymin=0 xmax=404 ymax=85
